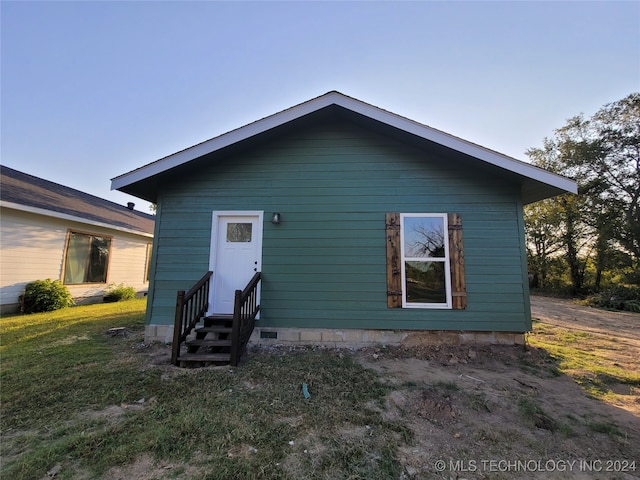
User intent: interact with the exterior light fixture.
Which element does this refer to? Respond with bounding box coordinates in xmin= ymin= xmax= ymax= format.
xmin=271 ymin=212 xmax=281 ymax=224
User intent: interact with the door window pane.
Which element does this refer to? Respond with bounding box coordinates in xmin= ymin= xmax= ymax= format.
xmin=226 ymin=223 xmax=252 ymax=242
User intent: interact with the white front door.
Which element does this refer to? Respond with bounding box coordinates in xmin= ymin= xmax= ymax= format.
xmin=210 ymin=212 xmax=263 ymax=314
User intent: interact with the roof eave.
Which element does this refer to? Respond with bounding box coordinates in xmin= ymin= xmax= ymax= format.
xmin=522 ymin=177 xmax=578 ymax=205
xmin=0 ymin=201 xmax=154 ymax=237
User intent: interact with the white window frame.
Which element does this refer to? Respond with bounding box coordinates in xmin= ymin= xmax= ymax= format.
xmin=400 ymin=213 xmax=452 ymax=309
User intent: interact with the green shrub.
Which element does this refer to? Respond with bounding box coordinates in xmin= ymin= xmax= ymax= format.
xmin=586 ymin=285 xmax=640 ymax=312
xmin=22 ymin=279 xmax=74 ymax=313
xmin=103 ymin=283 xmax=137 ymax=302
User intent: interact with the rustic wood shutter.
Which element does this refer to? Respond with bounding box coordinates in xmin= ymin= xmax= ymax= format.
xmin=386 ymin=213 xmax=402 ymax=308
xmin=387 ymin=212 xmax=467 ymax=309
xmin=448 ymin=213 xmax=467 ymax=309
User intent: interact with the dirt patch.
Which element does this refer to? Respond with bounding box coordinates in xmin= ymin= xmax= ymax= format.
xmin=78 ymin=401 xmax=148 ymax=422
xmin=349 ymin=297 xmax=640 ymax=478
xmin=530 ymin=295 xmax=640 ymax=342
xmin=413 ymin=389 xmax=459 ymax=424
xmin=358 ymin=343 xmax=640 ymax=479
xmin=531 ymin=295 xmax=640 ymax=418
xmin=100 ymin=454 xmax=189 ymax=480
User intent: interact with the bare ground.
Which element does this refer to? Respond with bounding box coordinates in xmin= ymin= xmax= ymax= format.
xmin=531 ymin=295 xmax=640 ymax=417
xmin=351 ymin=296 xmax=640 ymax=479
xmin=530 ymin=295 xmax=640 ymax=344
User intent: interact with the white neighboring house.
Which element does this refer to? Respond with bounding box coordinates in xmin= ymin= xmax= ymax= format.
xmin=0 ymin=165 xmax=155 ymax=314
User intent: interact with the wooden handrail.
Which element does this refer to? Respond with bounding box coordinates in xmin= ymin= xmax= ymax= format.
xmin=171 ymin=271 xmax=213 ymax=365
xmin=230 ymin=272 xmax=261 ymax=366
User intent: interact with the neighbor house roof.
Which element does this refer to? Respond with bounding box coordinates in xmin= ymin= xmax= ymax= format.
xmin=111 ymin=91 xmax=577 ymax=204
xmin=1 ymin=165 xmax=155 ymax=237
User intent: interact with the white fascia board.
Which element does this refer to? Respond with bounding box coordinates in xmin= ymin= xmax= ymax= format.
xmin=111 ymin=91 xmax=577 ymax=195
xmin=0 ymin=201 xmax=154 ymax=238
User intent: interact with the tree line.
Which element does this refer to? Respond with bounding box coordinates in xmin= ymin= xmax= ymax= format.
xmin=524 ymin=93 xmax=639 ymax=310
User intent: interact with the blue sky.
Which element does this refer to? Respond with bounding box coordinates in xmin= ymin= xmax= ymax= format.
xmin=2 ymin=1 xmax=638 ymax=212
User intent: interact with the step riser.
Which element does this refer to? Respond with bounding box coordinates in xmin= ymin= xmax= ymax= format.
xmin=204 ymin=315 xmax=233 ymax=328
xmin=195 ymin=327 xmax=232 ymax=334
xmin=177 ymin=353 xmax=231 ymax=363
xmin=186 ymin=340 xmax=232 ymax=347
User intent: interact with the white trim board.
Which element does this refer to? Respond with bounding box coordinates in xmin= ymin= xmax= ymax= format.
xmin=0 ymin=200 xmax=154 ymax=238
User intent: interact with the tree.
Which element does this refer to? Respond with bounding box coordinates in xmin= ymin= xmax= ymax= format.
xmin=558 ymin=93 xmax=640 ymax=282
xmin=524 ymin=198 xmax=564 ymax=288
xmin=526 ymin=139 xmax=592 ymax=293
xmin=525 ymin=93 xmax=640 ymax=292
xmin=586 ymin=93 xmax=640 ymax=267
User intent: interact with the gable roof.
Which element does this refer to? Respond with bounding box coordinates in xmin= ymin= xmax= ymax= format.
xmin=1 ymin=165 xmax=155 ymax=236
xmin=112 ymin=91 xmax=577 ymax=204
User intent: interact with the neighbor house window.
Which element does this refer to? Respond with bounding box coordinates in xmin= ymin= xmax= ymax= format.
xmin=63 ymin=231 xmax=112 ymax=284
xmin=145 ymin=243 xmax=153 ymax=282
xmin=386 ymin=213 xmax=466 ymax=310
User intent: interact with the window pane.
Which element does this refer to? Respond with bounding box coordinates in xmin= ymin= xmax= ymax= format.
xmin=227 ymin=223 xmax=252 ymax=242
xmin=87 ymin=236 xmax=110 ymax=283
xmin=145 ymin=244 xmax=152 ymax=282
xmin=64 ymin=233 xmax=91 ymax=284
xmin=403 ymin=216 xmax=445 ymax=258
xmin=405 ymin=261 xmax=446 ymax=304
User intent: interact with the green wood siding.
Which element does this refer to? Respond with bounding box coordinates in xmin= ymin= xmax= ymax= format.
xmin=147 ymin=120 xmax=531 ymax=332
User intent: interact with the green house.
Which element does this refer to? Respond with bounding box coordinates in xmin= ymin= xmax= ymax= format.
xmin=112 ymin=92 xmax=576 ymax=351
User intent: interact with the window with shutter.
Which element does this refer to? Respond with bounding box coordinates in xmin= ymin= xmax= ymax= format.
xmin=386 ymin=213 xmax=466 ymax=309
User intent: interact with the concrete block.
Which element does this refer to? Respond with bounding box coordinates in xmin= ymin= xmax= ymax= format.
xmin=145 ymin=324 xmax=173 ymax=344
xmin=299 ymin=329 xmax=323 ymax=342
xmin=341 ymin=329 xmax=367 ymax=343
xmin=321 ymin=330 xmax=346 ymax=342
xmin=161 ymin=326 xmax=174 ymax=343
xmin=373 ymin=330 xmax=405 ymax=344
xmin=364 ymin=330 xmax=385 ymax=343
xmin=459 ymin=332 xmax=478 ymax=344
xmin=144 ymin=325 xmax=157 ymax=344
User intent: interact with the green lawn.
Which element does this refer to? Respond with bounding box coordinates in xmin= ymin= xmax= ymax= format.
xmin=0 ymin=300 xmax=406 ymax=479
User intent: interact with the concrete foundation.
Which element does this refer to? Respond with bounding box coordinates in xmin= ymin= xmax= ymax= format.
xmin=250 ymin=327 xmax=526 ymax=347
xmin=145 ymin=324 xmax=525 ymax=347
xmin=145 ymin=324 xmax=175 ymax=344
